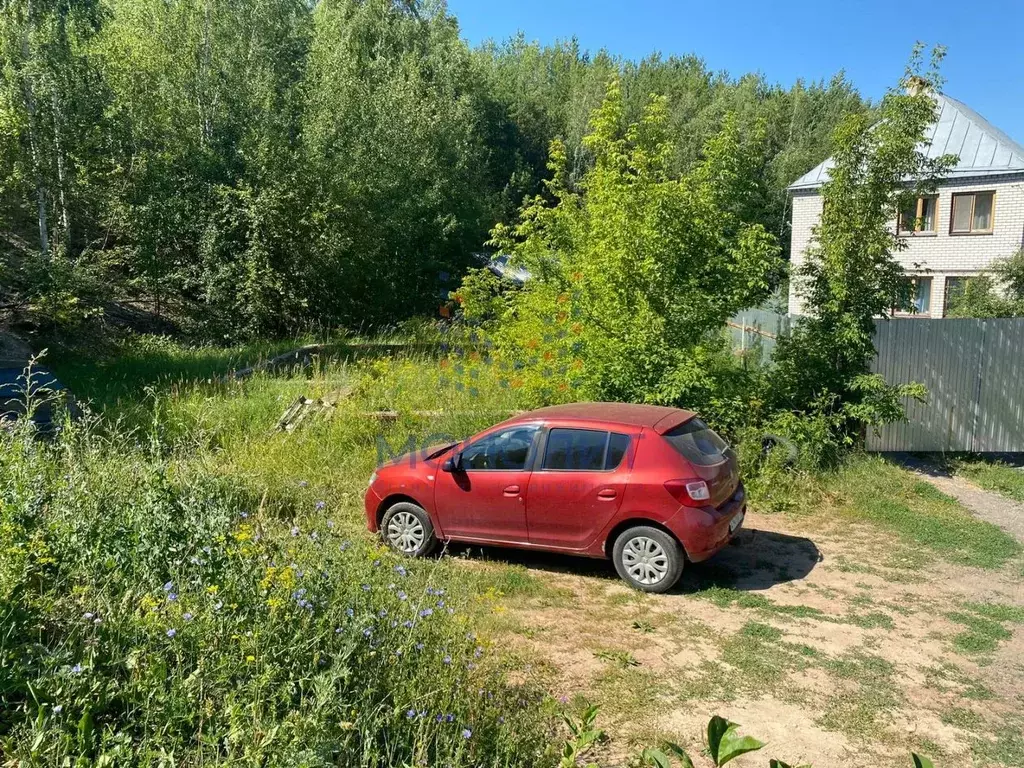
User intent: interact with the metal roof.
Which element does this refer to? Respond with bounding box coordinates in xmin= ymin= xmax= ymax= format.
xmin=788 ymin=92 xmax=1024 ymax=191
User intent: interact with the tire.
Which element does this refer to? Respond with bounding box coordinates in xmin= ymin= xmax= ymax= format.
xmin=612 ymin=525 xmax=684 ymax=594
xmin=380 ymin=502 xmax=438 ymax=558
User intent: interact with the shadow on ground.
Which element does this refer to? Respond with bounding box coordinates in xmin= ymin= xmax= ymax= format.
xmin=445 ymin=527 xmax=822 ymax=593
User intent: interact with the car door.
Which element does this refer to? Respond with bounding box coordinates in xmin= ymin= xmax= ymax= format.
xmin=526 ymin=427 xmax=633 ymax=550
xmin=433 ymin=424 xmax=540 ymax=543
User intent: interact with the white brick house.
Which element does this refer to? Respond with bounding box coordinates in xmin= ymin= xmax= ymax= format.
xmin=787 ymin=92 xmax=1024 ymax=317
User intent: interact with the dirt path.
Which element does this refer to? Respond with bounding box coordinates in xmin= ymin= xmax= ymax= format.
xmin=891 ymin=453 xmax=1024 ymax=542
xmin=469 ymin=506 xmax=1024 ymax=767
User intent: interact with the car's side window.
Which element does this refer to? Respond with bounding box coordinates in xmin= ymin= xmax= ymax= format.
xmin=605 ymin=432 xmax=631 ymax=470
xmin=542 ymin=428 xmax=611 ymax=471
xmin=461 ymin=426 xmax=538 ymax=471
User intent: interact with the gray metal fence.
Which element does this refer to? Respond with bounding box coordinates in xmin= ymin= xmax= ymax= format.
xmin=868 ymin=318 xmax=1024 ymax=452
xmin=727 ymin=311 xmax=1024 ymax=452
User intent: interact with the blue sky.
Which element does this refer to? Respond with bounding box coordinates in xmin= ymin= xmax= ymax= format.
xmin=447 ymin=0 xmax=1024 ymax=144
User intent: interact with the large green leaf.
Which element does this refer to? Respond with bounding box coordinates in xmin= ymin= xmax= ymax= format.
xmin=912 ymin=754 xmax=935 ymax=768
xmin=706 ymin=715 xmax=765 ymax=766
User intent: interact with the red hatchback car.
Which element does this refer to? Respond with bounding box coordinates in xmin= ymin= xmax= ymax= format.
xmin=364 ymin=403 xmax=745 ymax=592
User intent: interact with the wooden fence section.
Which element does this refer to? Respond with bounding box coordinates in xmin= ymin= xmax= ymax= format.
xmin=728 ymin=312 xmax=1024 ymax=452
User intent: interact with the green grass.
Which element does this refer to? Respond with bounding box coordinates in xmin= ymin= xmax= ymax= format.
xmin=818 ymin=652 xmax=901 ymax=740
xmin=951 ymin=457 xmax=1024 ymax=504
xmin=833 ymin=457 xmax=1022 ymax=569
xmin=946 ymin=612 xmax=1012 ymax=654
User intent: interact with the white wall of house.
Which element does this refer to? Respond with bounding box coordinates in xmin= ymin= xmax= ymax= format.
xmin=788 ymin=173 xmax=1024 ymax=316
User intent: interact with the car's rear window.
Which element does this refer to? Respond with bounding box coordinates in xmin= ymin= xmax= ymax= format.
xmin=663 ymin=418 xmax=729 ymax=466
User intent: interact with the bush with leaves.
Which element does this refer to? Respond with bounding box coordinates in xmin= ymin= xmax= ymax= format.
xmin=945 ymin=248 xmax=1024 ymax=318
xmin=455 ymin=80 xmax=783 ymax=409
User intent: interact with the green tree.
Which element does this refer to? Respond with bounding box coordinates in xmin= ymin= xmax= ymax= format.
xmin=457 ymin=80 xmax=783 ymax=407
xmin=945 ymin=249 xmax=1024 ymax=318
xmin=769 ymin=46 xmax=953 ymax=438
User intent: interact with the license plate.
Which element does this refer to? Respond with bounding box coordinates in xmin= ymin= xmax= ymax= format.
xmin=729 ymin=510 xmax=745 ymax=533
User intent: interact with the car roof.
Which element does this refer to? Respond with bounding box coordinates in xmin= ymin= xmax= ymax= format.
xmin=507 ymin=402 xmax=695 ymax=434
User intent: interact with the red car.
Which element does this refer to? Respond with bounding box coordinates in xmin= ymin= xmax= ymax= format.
xmin=364 ymin=403 xmax=745 ymax=593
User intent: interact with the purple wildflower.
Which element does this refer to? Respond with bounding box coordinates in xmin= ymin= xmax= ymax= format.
xmin=298 ymin=480 xmax=308 ymax=487
xmin=362 ymin=584 xmax=371 ymax=592
xmin=419 ymin=608 xmax=433 ymax=618
xmin=462 ymin=728 xmax=472 ymax=739
xmin=397 ymin=591 xmax=407 ymax=601
xmin=53 ymin=705 xmax=63 ymax=714
xmin=290 ymin=526 xmax=300 ymax=537
xmin=443 ymin=655 xmax=451 ymax=665
xmin=340 ymin=541 xmax=350 ymax=552
xmin=379 ymin=608 xmax=388 ymax=618
xmin=70 ymin=664 xmax=82 ymax=675
xmin=327 ymin=520 xmax=335 ymax=529
xmin=83 ymin=612 xmax=94 ymax=620
xmin=406 ymin=709 xmax=416 ymax=719
xmin=415 ymin=643 xmax=425 ymax=651
xmin=183 ymin=613 xmax=194 ymax=621
xmin=403 ymin=620 xmax=413 ymax=628
xmin=167 ymin=593 xmax=178 ymax=602
xmin=346 ymin=607 xmax=354 ymax=618
xmin=166 ymin=629 xmax=177 ymax=638
xmin=163 ymin=581 xmax=174 ymax=592
xmin=394 ymin=565 xmax=407 ymax=577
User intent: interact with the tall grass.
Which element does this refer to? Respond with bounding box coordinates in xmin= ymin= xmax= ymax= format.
xmin=0 ymin=417 xmax=553 ymax=766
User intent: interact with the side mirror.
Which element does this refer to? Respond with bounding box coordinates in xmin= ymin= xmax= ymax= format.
xmin=442 ymin=458 xmax=454 ymax=473
xmin=442 ymin=452 xmax=462 ymax=473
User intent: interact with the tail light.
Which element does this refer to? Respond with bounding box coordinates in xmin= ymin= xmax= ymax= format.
xmin=664 ymin=479 xmax=711 ymax=507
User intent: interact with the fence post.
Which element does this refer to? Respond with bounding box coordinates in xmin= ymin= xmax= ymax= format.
xmin=970 ymin=319 xmax=988 ymax=453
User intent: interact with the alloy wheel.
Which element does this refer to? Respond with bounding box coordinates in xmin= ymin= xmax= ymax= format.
xmin=386 ymin=510 xmax=425 ymax=554
xmin=621 ymin=536 xmax=669 ymax=585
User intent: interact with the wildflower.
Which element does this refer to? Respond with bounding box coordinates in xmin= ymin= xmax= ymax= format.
xmin=446 ymin=713 xmax=455 ymax=723
xmin=214 ymin=601 xmax=223 ymax=611
xmin=362 ymin=584 xmax=371 ymax=592
xmin=203 ymin=546 xmax=212 ymax=555
xmin=447 ymin=608 xmax=455 ymax=615
xmin=335 ymin=627 xmax=343 ymax=634
xmin=293 ymin=588 xmax=307 ymax=599
xmin=163 ymin=581 xmax=174 ymax=592
xmin=419 ymin=608 xmax=433 ymax=618
xmin=93 ymin=618 xmax=102 ymax=625
xmin=298 ymin=480 xmax=308 ymax=487
xmin=340 ymin=541 xmax=350 ymax=552
xmin=310 ymin=531 xmax=319 ymax=541
xmin=373 ymin=559 xmax=381 ymax=567
xmin=290 ymin=526 xmax=300 ymax=537
xmin=443 ymin=655 xmax=451 ymax=665
xmin=167 ymin=593 xmax=178 ymax=602
xmin=83 ymin=612 xmax=94 ymax=620
xmin=379 ymin=608 xmax=388 ymax=618
xmin=246 ymin=655 xmax=255 ymax=663
xmin=467 ymin=662 xmax=476 ymax=670
xmin=70 ymin=664 xmax=82 ymax=675
xmin=406 ymin=709 xmax=416 ymax=719
xmin=316 ymin=500 xmax=326 ymax=510
xmin=462 ymin=728 xmax=472 ymax=739
xmin=240 ymin=512 xmax=249 ymax=519
xmin=346 ymin=607 xmax=354 ymax=618
xmin=415 ymin=643 xmax=425 ymax=651
xmin=425 ymin=587 xmax=435 ymax=596
xmin=398 ymin=591 xmax=407 ymax=601
xmin=435 ymin=714 xmax=444 ymax=723
xmin=474 ymin=647 xmax=482 ymax=658
xmin=437 ymin=600 xmax=445 ymax=608
xmin=327 ymin=520 xmax=335 ymax=529
xmin=418 ymin=710 xmax=427 ymax=718
xmin=394 ymin=565 xmax=407 ymax=577
xmin=52 ymin=705 xmax=63 ymax=714
xmin=466 ymin=633 xmax=475 ymax=641
xmin=183 ymin=613 xmax=194 ymax=622
xmin=498 ymin=716 xmax=505 ymax=724
xmin=166 ymin=629 xmax=177 ymax=638
xmin=402 ymin=620 xmax=413 ymax=628
xmin=363 ymin=628 xmax=372 ymax=638
xmin=395 ymin=649 xmax=403 ymax=657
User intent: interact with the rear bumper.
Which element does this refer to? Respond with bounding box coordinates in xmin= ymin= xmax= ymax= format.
xmin=666 ymin=483 xmax=746 ymax=563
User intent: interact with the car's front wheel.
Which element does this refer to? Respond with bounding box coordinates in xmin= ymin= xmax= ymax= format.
xmin=612 ymin=526 xmax=684 ymax=593
xmin=381 ymin=502 xmax=438 ymax=558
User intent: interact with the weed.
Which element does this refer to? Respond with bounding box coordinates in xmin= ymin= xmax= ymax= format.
xmin=594 ymin=649 xmax=640 ymax=668
xmin=632 ymin=619 xmax=655 ymax=633
xmin=946 ymin=611 xmax=1013 ymax=654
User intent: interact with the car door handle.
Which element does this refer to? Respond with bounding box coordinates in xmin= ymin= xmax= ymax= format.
xmin=503 ymin=485 xmax=520 ymax=496
xmin=597 ymin=489 xmax=617 ymax=500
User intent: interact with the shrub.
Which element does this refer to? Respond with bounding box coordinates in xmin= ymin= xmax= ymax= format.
xmin=0 ymin=422 xmax=552 ymax=766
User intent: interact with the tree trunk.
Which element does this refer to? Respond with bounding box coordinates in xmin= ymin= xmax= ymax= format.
xmin=51 ymin=90 xmax=71 ymax=250
xmin=19 ymin=9 xmax=49 ymax=255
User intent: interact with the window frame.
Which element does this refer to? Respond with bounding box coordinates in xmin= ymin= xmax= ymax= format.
xmin=893 ymin=275 xmax=933 ymax=317
xmin=897 ymin=195 xmax=939 ymax=236
xmin=459 ymin=424 xmax=540 ymax=472
xmin=533 ymin=427 xmax=632 ymax=473
xmin=949 ymin=191 xmax=996 ymax=235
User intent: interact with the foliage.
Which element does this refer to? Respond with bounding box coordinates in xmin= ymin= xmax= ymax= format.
xmin=765 ymin=47 xmax=953 ymax=452
xmin=0 ymin=418 xmax=553 ymax=765
xmin=945 ymin=249 xmax=1024 ymax=318
xmin=0 ymin=1 xmax=866 ymax=341
xmin=456 ymin=80 xmax=783 ymax=408
xmin=558 ymin=704 xmax=604 ymax=768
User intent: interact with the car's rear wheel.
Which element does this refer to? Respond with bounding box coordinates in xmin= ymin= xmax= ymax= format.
xmin=612 ymin=526 xmax=684 ymax=593
xmin=381 ymin=502 xmax=438 ymax=558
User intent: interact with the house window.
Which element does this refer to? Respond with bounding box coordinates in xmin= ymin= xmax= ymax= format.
xmin=950 ymin=192 xmax=995 ymax=234
xmin=944 ymin=276 xmax=968 ymax=316
xmin=899 ymin=196 xmax=938 ymax=234
xmin=897 ymin=276 xmax=932 ymax=315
